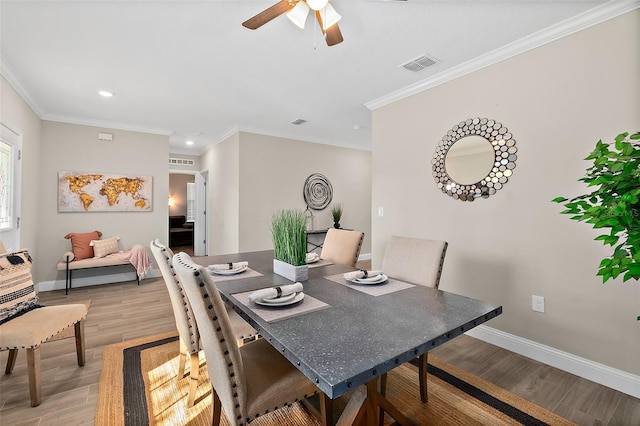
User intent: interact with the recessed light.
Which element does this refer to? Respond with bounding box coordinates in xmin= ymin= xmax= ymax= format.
xmin=98 ymin=90 xmax=114 ymax=97
xmin=186 ymin=140 xmax=194 ymax=145
xmin=353 ymin=125 xmax=362 ymax=130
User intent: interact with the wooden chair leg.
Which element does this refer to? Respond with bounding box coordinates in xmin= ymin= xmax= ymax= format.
xmin=212 ymin=387 xmax=222 ymax=426
xmin=5 ymin=349 xmax=18 ymax=374
xmin=178 ymin=339 xmax=188 ymax=379
xmin=418 ymin=353 xmax=428 ymax=403
xmin=26 ymin=346 xmax=41 ymax=407
xmin=75 ymin=319 xmax=86 ymax=366
xmin=319 ymin=392 xmax=334 ymax=426
xmin=378 ymin=373 xmax=387 ymax=426
xmin=187 ymin=352 xmax=199 ymax=407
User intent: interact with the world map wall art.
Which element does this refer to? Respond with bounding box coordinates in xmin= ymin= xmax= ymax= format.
xmin=58 ymin=171 xmax=153 ymax=212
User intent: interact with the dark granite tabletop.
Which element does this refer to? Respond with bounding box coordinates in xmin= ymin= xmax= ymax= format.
xmin=195 ymin=250 xmax=502 ymax=399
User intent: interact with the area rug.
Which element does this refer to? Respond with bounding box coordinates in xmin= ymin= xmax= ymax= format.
xmin=96 ymin=332 xmax=576 ymax=426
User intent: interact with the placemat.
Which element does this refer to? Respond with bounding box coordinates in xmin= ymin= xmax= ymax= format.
xmin=232 ymin=290 xmax=330 ymax=323
xmin=209 ymin=267 xmax=263 ymax=282
xmin=324 ymin=273 xmax=415 ymax=296
xmin=307 ymin=259 xmax=333 ymax=269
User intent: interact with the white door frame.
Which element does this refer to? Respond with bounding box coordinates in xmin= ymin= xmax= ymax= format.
xmin=0 ymin=121 xmax=22 ymax=251
xmin=194 ymin=170 xmax=209 ymax=256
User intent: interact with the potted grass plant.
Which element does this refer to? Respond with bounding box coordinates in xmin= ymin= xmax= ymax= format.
xmin=271 ymin=209 xmax=308 ymax=282
xmin=331 ymin=203 xmax=343 ymax=229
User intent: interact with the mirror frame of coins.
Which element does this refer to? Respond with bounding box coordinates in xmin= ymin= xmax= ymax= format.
xmin=431 ymin=117 xmax=517 ymax=202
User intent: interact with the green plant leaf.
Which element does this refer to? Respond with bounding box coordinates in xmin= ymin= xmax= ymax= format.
xmin=551 ymin=197 xmax=567 ymax=203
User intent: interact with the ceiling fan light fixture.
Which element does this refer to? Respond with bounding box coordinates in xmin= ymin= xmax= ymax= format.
xmin=306 ymin=0 xmax=329 ymax=12
xmin=287 ymin=1 xmax=310 ymax=29
xmin=319 ymin=3 xmax=341 ymax=31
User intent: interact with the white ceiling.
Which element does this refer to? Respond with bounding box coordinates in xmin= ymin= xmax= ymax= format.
xmin=1 ymin=0 xmax=630 ymax=155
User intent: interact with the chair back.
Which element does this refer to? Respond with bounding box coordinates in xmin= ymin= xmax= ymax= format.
xmin=381 ymin=236 xmax=448 ymax=288
xmin=320 ymin=228 xmax=364 ymax=267
xmin=149 ymin=239 xmax=200 ymax=353
xmin=173 ymin=252 xmax=247 ymax=423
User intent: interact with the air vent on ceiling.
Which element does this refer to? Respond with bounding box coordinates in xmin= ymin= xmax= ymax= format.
xmin=290 ymin=118 xmax=307 ymax=125
xmin=400 ymin=54 xmax=438 ymax=72
xmin=169 ymin=158 xmax=195 ymax=166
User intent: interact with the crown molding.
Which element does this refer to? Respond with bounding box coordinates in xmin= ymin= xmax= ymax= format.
xmin=42 ymin=113 xmax=173 ymax=136
xmin=366 ymin=1 xmax=640 ymax=111
xmin=1 ymin=56 xmax=45 ymax=118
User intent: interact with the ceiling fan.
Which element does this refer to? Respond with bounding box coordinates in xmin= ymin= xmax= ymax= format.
xmin=242 ymin=0 xmax=344 ymax=46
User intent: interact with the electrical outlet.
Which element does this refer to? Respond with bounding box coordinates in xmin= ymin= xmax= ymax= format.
xmin=532 ymin=295 xmax=545 ymax=313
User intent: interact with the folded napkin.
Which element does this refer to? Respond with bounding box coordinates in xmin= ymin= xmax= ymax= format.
xmin=306 ymin=252 xmax=320 ymax=262
xmin=208 ymin=261 xmax=248 ymax=272
xmin=343 ymin=270 xmax=383 ymax=281
xmin=249 ymin=282 xmax=304 ymax=302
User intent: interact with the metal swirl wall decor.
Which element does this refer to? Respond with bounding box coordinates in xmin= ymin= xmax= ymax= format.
xmin=303 ymin=173 xmax=333 ymax=210
xmin=432 ymin=117 xmax=518 ymax=202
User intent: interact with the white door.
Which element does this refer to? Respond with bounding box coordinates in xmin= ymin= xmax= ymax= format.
xmin=194 ymin=171 xmax=208 ymax=256
xmin=0 ymin=122 xmax=21 ymax=251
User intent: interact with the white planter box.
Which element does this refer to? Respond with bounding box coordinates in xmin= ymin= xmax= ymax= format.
xmin=273 ymin=258 xmax=308 ymax=282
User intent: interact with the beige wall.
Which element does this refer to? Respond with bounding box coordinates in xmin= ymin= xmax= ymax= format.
xmin=238 ymin=132 xmax=372 ymax=254
xmin=0 ymin=75 xmax=42 ymax=261
xmin=38 ymin=121 xmax=169 ymax=282
xmin=200 ymin=131 xmax=372 ymax=256
xmin=372 ymin=10 xmax=639 ymax=373
xmin=202 ymin=132 xmax=241 ymax=255
xmin=169 ymin=173 xmax=194 ymax=217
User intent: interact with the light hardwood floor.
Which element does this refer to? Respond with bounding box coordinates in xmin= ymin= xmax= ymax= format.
xmin=1 ymin=267 xmax=638 ymax=425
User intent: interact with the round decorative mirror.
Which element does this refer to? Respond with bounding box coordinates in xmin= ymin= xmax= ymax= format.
xmin=432 ymin=117 xmax=517 ymax=202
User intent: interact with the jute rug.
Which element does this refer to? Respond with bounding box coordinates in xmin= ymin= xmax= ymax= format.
xmin=96 ymin=332 xmax=576 ymax=426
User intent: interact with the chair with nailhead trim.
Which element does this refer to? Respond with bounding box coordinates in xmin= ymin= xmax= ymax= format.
xmin=0 ymin=249 xmax=88 ymax=407
xmin=379 ymin=236 xmax=448 ymax=409
xmin=173 ymin=252 xmax=332 ymax=426
xmin=150 ymin=239 xmax=257 ymax=407
xmin=320 ymin=228 xmax=364 ymax=267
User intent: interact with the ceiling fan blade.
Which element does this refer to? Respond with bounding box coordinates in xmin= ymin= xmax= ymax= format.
xmin=324 ymin=23 xmax=343 ymax=46
xmin=242 ymin=0 xmax=295 ymax=30
xmin=315 ymin=11 xmax=344 ymax=46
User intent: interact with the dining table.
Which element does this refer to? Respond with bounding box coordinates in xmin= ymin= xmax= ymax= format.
xmin=195 ymin=250 xmax=502 ymax=426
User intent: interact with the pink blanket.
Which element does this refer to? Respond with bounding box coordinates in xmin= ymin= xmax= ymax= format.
xmin=118 ymin=244 xmax=152 ymax=280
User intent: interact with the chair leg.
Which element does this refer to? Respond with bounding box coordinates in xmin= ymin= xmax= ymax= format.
xmin=178 ymin=339 xmax=188 ymax=379
xmin=26 ymin=346 xmax=42 ymax=407
xmin=212 ymin=387 xmax=222 ymax=426
xmin=187 ymin=352 xmax=199 ymax=407
xmin=5 ymin=349 xmax=18 ymax=374
xmin=75 ymin=319 xmax=86 ymax=366
xmin=319 ymin=392 xmax=334 ymax=426
xmin=418 ymin=353 xmax=428 ymax=403
xmin=378 ymin=373 xmax=387 ymax=426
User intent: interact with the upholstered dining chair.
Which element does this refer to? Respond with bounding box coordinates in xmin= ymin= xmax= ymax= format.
xmin=149 ymin=239 xmax=257 ymax=407
xmin=320 ymin=228 xmax=365 ymax=267
xmin=173 ymin=252 xmax=332 ymax=426
xmin=379 ymin=236 xmax=448 ymax=406
xmin=0 ymin=249 xmax=88 ymax=407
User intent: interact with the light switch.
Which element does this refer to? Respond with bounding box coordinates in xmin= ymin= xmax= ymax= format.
xmin=377 ymin=207 xmax=384 ymax=217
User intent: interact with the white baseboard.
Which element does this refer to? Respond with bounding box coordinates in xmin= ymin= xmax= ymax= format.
xmin=38 ymin=268 xmax=160 ymax=292
xmin=358 ymin=253 xmax=372 ymax=261
xmin=466 ymin=325 xmax=640 ymax=398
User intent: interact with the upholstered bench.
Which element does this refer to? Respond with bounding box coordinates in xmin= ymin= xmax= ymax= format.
xmin=57 ymin=252 xmax=139 ymax=295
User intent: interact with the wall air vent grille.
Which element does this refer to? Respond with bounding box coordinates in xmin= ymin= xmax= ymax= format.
xmin=169 ymin=158 xmax=195 ymax=166
xmin=400 ymin=54 xmax=438 ymax=72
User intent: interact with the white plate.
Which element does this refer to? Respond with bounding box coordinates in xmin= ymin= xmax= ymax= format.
xmin=259 ymin=292 xmax=297 ymax=304
xmin=306 ymin=256 xmax=320 ymax=264
xmin=349 ymin=274 xmax=389 ymax=285
xmin=255 ymin=292 xmax=305 ymax=307
xmin=210 ymin=265 xmax=248 ymax=275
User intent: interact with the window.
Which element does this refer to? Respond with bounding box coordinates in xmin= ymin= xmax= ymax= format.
xmin=186 ymin=182 xmax=196 ymax=222
xmin=0 ymin=140 xmax=13 ymax=231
